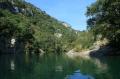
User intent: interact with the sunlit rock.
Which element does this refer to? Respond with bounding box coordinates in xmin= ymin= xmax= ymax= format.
xmin=75 ymin=31 xmax=78 ymax=34
xmin=54 ymin=33 xmax=62 ymax=38
xmin=39 ymin=49 xmax=45 ymax=56
xmin=21 ymin=8 xmax=25 ymax=13
xmin=14 ymin=6 xmax=19 ymax=13
xmin=62 ymin=22 xmax=70 ymax=28
xmin=10 ymin=38 xmax=16 ymax=47
xmin=11 ymin=38 xmax=15 ymax=45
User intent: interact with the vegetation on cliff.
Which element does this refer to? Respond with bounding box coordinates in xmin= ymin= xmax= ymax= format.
xmin=0 ymin=0 xmax=77 ymax=54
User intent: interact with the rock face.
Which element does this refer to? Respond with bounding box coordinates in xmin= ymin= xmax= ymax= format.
xmin=66 ymin=45 xmax=120 ymax=59
xmin=62 ymin=22 xmax=70 ymax=28
xmin=39 ymin=49 xmax=45 ymax=56
xmin=0 ymin=2 xmax=14 ymax=11
xmin=54 ymin=33 xmax=62 ymax=38
xmin=0 ymin=1 xmax=34 ymax=16
xmin=0 ymin=0 xmax=78 ymax=54
xmin=0 ymin=36 xmax=24 ymax=54
xmin=66 ymin=49 xmax=91 ymax=59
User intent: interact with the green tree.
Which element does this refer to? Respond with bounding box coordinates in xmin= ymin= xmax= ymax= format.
xmin=86 ymin=0 xmax=120 ymax=47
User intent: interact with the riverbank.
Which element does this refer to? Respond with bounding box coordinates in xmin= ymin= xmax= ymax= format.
xmin=66 ymin=49 xmax=91 ymax=59
xmin=66 ymin=46 xmax=120 ymax=58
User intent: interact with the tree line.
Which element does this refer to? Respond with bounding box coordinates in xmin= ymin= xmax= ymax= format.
xmin=86 ymin=0 xmax=120 ymax=48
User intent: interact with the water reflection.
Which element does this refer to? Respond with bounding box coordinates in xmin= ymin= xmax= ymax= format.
xmin=55 ymin=65 xmax=63 ymax=72
xmin=0 ymin=53 xmax=120 ymax=79
xmin=66 ymin=70 xmax=94 ymax=79
xmin=10 ymin=60 xmax=15 ymax=71
xmin=93 ymin=58 xmax=108 ymax=72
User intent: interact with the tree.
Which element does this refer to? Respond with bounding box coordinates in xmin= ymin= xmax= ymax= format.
xmin=86 ymin=0 xmax=120 ymax=47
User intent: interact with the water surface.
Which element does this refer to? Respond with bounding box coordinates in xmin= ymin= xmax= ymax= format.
xmin=0 ymin=53 xmax=120 ymax=79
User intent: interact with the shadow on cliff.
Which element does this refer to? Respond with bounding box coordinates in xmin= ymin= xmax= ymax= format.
xmin=89 ymin=45 xmax=120 ymax=58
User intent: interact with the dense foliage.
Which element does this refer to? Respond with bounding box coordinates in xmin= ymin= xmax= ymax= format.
xmin=86 ymin=0 xmax=120 ymax=47
xmin=73 ymin=31 xmax=94 ymax=52
xmin=0 ymin=0 xmax=77 ymax=54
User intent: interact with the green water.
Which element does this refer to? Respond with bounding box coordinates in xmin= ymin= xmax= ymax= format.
xmin=0 ymin=53 xmax=120 ymax=79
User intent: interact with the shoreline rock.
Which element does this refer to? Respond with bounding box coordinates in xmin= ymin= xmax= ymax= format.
xmin=66 ymin=46 xmax=120 ymax=58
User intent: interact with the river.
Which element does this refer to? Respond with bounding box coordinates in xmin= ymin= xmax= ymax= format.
xmin=0 ymin=53 xmax=120 ymax=79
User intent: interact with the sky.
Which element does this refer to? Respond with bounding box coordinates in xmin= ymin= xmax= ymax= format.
xmin=26 ymin=0 xmax=96 ymax=31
